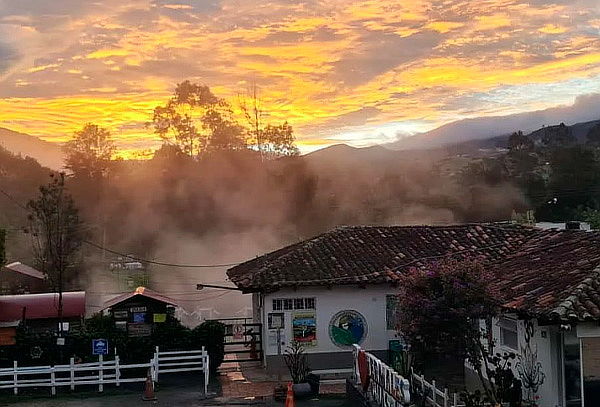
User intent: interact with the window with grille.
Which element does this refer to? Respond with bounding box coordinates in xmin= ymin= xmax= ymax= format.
xmin=498 ymin=318 xmax=518 ymax=350
xmin=272 ymin=297 xmax=315 ymax=311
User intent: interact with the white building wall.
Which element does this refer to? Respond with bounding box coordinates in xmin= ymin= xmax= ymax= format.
xmin=261 ymin=285 xmax=401 ymax=357
xmin=484 ymin=317 xmax=561 ymax=407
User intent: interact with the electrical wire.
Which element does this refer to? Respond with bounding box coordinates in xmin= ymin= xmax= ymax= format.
xmin=0 ymin=187 xmax=243 ymax=268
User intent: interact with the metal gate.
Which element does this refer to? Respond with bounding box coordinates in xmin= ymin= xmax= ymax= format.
xmin=213 ymin=318 xmax=262 ymax=363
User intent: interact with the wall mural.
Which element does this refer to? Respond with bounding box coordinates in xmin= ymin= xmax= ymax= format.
xmin=292 ymin=311 xmax=317 ymax=346
xmin=329 ymin=310 xmax=368 ymax=348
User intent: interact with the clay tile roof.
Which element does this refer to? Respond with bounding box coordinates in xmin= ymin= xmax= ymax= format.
xmin=229 ymin=224 xmax=600 ymax=321
xmin=493 ymin=231 xmax=600 ymax=321
xmin=227 ymin=224 xmax=540 ymax=292
xmin=101 ymin=286 xmax=179 ymax=310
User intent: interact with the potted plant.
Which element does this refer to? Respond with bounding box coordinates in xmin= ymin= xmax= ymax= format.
xmin=283 ymin=341 xmax=319 ymax=398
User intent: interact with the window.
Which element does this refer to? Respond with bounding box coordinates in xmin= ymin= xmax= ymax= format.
xmin=498 ymin=318 xmax=518 ymax=350
xmin=386 ymin=295 xmax=399 ymax=330
xmin=272 ymin=297 xmax=315 ymax=311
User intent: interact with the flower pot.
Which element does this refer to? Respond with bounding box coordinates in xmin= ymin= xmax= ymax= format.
xmin=292 ymin=382 xmax=313 ymax=399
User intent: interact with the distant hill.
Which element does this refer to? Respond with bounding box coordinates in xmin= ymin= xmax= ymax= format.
xmin=0 ymin=128 xmax=64 ymax=170
xmin=388 ymin=93 xmax=600 ymax=151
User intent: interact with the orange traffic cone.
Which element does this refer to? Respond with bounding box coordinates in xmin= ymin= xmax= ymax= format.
xmin=285 ymin=382 xmax=295 ymax=407
xmin=142 ymin=370 xmax=157 ymax=401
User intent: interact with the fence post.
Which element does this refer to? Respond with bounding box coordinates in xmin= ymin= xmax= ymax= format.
xmin=115 ymin=355 xmax=120 ymax=387
xmin=443 ymin=387 xmax=448 ymax=407
xmin=50 ymin=366 xmax=56 ymax=396
xmin=13 ymin=360 xmax=17 ymax=395
xmin=431 ymin=380 xmax=436 ymax=406
xmin=98 ymin=354 xmax=104 ymax=393
xmin=204 ymin=347 xmax=209 ymax=396
xmin=453 ymin=392 xmax=458 ymax=407
xmin=70 ymin=357 xmax=75 ymax=391
xmin=420 ymin=374 xmax=425 ymax=394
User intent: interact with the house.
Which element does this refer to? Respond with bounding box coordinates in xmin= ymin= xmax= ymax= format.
xmin=0 ymin=291 xmax=86 ymax=343
xmin=469 ymin=229 xmax=600 ymax=407
xmin=100 ymin=287 xmax=179 ymax=337
xmin=0 ymin=262 xmax=47 ymax=294
xmin=229 ymin=223 xmax=600 ymax=406
xmin=226 ymin=224 xmax=541 ymax=373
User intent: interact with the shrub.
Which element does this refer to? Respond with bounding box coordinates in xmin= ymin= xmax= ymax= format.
xmin=191 ymin=320 xmax=225 ymax=373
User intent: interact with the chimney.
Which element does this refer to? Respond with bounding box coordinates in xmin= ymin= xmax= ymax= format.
xmin=565 ymin=221 xmax=581 ymax=230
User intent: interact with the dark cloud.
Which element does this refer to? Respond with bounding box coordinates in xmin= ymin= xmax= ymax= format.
xmin=331 ymin=30 xmax=442 ymax=87
xmin=0 ymin=42 xmax=19 ymax=75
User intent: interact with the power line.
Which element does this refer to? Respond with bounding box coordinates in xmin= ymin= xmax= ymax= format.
xmin=0 ymin=187 xmax=243 ymax=268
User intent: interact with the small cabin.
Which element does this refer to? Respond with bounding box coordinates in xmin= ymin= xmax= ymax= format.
xmin=0 ymin=262 xmax=47 ymax=295
xmin=101 ymin=287 xmax=179 ymax=337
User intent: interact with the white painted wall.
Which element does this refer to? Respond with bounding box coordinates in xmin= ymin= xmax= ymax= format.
xmin=479 ymin=317 xmax=561 ymax=407
xmin=260 ymin=285 xmax=401 ymax=356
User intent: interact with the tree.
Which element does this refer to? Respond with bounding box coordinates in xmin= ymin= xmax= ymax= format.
xmin=586 ymin=123 xmax=600 ymax=146
xmin=27 ymin=173 xmax=84 ymax=332
xmin=151 ymin=81 xmax=246 ymax=158
xmin=64 ymin=124 xmax=115 ymax=179
xmin=508 ymin=131 xmax=533 ymax=152
xmin=239 ymin=85 xmax=299 ymax=158
xmin=395 ymin=259 xmax=507 ymax=403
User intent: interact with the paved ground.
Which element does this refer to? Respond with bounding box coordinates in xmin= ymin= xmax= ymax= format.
xmin=0 ymin=362 xmax=350 ymax=407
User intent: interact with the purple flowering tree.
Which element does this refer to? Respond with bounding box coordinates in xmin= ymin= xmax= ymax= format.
xmin=395 ymin=258 xmax=500 ymax=401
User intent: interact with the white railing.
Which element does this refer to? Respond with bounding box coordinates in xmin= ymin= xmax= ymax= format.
xmin=0 ymin=347 xmax=210 ymax=396
xmin=154 ymin=346 xmax=209 ymax=395
xmin=352 ymin=344 xmax=411 ymax=406
xmin=410 ymin=368 xmax=460 ymax=407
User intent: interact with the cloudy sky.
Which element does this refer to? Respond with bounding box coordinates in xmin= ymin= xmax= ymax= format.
xmin=0 ymin=0 xmax=599 ymax=155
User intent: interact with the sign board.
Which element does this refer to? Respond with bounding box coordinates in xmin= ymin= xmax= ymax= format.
xmin=133 ymin=312 xmax=146 ymax=323
xmin=293 ymin=311 xmax=317 ymax=346
xmin=130 ymin=306 xmax=147 ymax=313
xmin=232 ymin=324 xmax=244 ymax=340
xmin=268 ymin=312 xmax=284 ymax=329
xmin=92 ymin=338 xmax=109 ymax=355
xmin=128 ymin=323 xmax=152 ymax=337
xmin=113 ymin=310 xmax=128 ymax=319
xmin=153 ymin=313 xmax=166 ymax=323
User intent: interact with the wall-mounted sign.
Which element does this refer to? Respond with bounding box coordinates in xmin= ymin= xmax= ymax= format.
xmin=130 ymin=306 xmax=147 ymax=313
xmin=128 ymin=323 xmax=152 ymax=337
xmin=114 ymin=310 xmax=128 ymax=319
xmin=293 ymin=311 xmax=317 ymax=346
xmin=153 ymin=313 xmax=166 ymax=323
xmin=133 ymin=312 xmax=146 ymax=323
xmin=329 ymin=310 xmax=368 ymax=348
xmin=268 ymin=313 xmax=284 ymax=330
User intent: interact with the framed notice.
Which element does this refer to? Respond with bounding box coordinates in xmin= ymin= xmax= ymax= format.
xmin=133 ymin=312 xmax=146 ymax=323
xmin=268 ymin=312 xmax=284 ymax=330
xmin=128 ymin=323 xmax=152 ymax=337
xmin=292 ymin=311 xmax=317 ymax=346
xmin=113 ymin=310 xmax=128 ymax=319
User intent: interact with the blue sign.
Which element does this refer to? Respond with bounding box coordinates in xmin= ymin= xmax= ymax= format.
xmin=92 ymin=339 xmax=109 ymax=355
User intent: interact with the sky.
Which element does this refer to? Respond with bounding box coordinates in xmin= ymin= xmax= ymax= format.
xmin=0 ymin=0 xmax=599 ymax=156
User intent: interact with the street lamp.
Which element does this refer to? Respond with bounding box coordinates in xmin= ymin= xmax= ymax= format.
xmin=196 ymin=283 xmax=243 ymax=291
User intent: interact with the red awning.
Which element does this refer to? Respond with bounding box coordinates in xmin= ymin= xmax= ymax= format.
xmin=0 ymin=291 xmax=86 ymax=322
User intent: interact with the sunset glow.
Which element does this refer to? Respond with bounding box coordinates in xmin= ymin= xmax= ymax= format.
xmin=1 ymin=0 xmax=599 ymax=155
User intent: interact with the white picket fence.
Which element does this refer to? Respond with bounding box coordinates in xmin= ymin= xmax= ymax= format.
xmin=410 ymin=368 xmax=461 ymax=407
xmin=0 ymin=347 xmax=209 ymax=396
xmin=352 ymin=344 xmax=411 ymax=407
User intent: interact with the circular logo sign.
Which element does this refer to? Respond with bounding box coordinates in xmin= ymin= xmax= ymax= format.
xmin=329 ymin=310 xmax=368 ymax=348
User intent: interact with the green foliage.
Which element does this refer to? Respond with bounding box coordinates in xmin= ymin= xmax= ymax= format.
xmin=191 ymin=320 xmax=226 ymax=373
xmin=284 ymin=341 xmax=310 ymax=384
xmin=586 ymin=123 xmax=600 ymax=145
xmin=0 ymin=316 xmax=226 ymax=371
xmin=64 ymin=123 xmax=115 ymax=179
xmin=579 ymin=208 xmax=600 ymax=229
xmin=27 ymin=173 xmax=84 ymax=291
